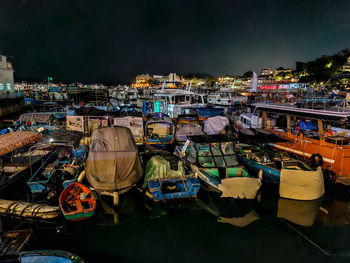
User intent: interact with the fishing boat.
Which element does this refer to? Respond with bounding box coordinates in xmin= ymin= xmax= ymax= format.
xmin=143 ymin=154 xmax=200 ymax=202
xmin=176 ymin=135 xmax=262 ymax=199
xmin=207 ymin=88 xmax=247 ymax=107
xmin=17 ymin=112 xmax=65 ymax=133
xmin=154 ymin=88 xmax=206 ymax=118
xmin=27 ymin=131 xmax=86 ymax=199
xmin=252 ymin=103 xmax=350 ymax=183
xmin=0 ymin=131 xmax=56 ymax=200
xmin=0 ymin=229 xmax=32 ymax=255
xmin=85 ymin=126 xmax=143 ymax=205
xmin=0 ymin=199 xmax=61 ymax=221
xmin=144 ymin=113 xmax=175 ymax=151
xmin=59 ymin=182 xmax=97 ymax=221
xmin=235 ymin=143 xmax=324 ymax=200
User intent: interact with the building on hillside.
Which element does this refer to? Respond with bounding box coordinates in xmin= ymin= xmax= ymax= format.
xmin=342 ymin=57 xmax=350 ymax=72
xmin=132 ymin=74 xmax=151 ymax=88
xmin=261 ymin=67 xmax=273 ymax=76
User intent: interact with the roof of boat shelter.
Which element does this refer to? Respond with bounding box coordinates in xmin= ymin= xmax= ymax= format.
xmin=252 ymin=103 xmax=350 ymax=122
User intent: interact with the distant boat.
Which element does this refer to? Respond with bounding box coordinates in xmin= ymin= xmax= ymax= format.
xmin=59 ymin=182 xmax=97 ymax=221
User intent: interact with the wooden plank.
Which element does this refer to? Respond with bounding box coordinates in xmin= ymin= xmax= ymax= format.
xmin=318 ymin=119 xmax=324 ymax=142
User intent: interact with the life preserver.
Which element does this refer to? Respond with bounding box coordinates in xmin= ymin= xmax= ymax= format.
xmin=311 ymin=153 xmax=323 ymax=167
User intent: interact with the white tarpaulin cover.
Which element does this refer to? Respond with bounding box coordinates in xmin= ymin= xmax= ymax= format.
xmin=203 ymin=116 xmax=229 ymax=135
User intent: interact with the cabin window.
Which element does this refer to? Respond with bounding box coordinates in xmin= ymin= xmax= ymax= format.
xmin=221 ymin=142 xmax=235 ymax=155
xmin=198 ymin=156 xmax=216 ymax=167
xmin=146 ymin=122 xmax=173 ymax=138
xmin=224 ymin=155 xmax=239 ymax=166
xmin=214 ymin=156 xmax=225 ymax=167
xmin=188 ymin=144 xmax=197 ymax=160
xmin=197 ymin=143 xmax=211 ymax=156
xmin=210 ymin=143 xmax=221 ymax=156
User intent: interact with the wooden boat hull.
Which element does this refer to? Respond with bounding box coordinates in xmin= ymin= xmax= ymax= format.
xmin=268 ymin=130 xmax=350 ymax=178
xmin=59 ymin=182 xmax=96 ymax=222
xmin=146 ymin=177 xmax=200 ymax=201
xmin=0 ymin=230 xmax=32 ymax=255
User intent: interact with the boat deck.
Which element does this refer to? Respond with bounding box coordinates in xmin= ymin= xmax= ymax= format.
xmin=253 ymin=103 xmax=350 ymax=121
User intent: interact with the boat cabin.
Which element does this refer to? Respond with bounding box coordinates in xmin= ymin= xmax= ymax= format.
xmin=145 ymin=113 xmax=175 ymax=151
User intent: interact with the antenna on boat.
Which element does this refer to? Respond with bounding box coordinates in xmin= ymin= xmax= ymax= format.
xmin=187 ymin=80 xmax=193 ymax=91
xmin=252 ymin=72 xmax=258 ymax=92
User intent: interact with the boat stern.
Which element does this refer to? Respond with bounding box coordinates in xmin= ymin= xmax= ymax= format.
xmin=279 ymin=166 xmax=324 ymax=200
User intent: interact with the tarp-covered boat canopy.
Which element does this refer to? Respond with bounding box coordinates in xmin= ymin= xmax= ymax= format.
xmin=203 ymin=116 xmax=229 ymax=135
xmin=175 ymin=123 xmax=204 ymax=142
xmin=18 ymin=113 xmax=54 ymax=123
xmin=0 ymin=131 xmax=44 ymax=157
xmin=144 ymin=155 xmax=186 ymax=187
xmin=37 ymin=130 xmax=83 ymax=148
xmin=85 ymin=126 xmax=143 ymax=193
xmin=297 ymin=120 xmax=318 ymax=130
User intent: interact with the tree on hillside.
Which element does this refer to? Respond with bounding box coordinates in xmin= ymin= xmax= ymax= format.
xmin=242 ymin=71 xmax=253 ymax=79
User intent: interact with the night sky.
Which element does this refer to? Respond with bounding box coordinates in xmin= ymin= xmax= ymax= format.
xmin=0 ymin=0 xmax=350 ymax=83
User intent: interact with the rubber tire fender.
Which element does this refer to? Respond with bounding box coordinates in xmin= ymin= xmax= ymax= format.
xmin=311 ymin=153 xmax=323 ymax=167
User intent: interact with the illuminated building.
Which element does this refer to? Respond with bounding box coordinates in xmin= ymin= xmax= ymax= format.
xmin=342 ymin=57 xmax=350 ymax=72
xmin=261 ymin=67 xmax=273 ymax=75
xmin=0 ymin=54 xmax=14 ymax=91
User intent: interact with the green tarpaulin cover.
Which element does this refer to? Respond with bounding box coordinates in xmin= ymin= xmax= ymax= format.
xmin=143 ymin=155 xmax=186 ymax=187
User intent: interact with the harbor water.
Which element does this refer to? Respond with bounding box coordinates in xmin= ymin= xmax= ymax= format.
xmin=25 ymin=186 xmax=350 ymax=263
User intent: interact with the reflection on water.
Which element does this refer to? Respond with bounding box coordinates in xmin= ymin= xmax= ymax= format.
xmin=218 ymin=209 xmax=259 ymax=227
xmin=18 ymin=188 xmax=350 ymax=262
xmin=277 ymin=198 xmax=322 ymax=227
xmin=318 ymin=198 xmax=350 ymax=226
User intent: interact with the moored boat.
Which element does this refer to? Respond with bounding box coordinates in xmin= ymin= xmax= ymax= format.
xmin=85 ymin=126 xmax=143 ymax=205
xmin=176 ymin=135 xmax=262 ymax=199
xmin=0 ymin=199 xmax=61 ymax=221
xmin=17 ymin=250 xmax=85 ymax=263
xmin=235 ymin=143 xmax=324 ymax=200
xmin=144 ymin=113 xmax=175 ymax=151
xmin=143 ymin=154 xmax=200 ymax=202
xmin=59 ymin=182 xmax=96 ymax=221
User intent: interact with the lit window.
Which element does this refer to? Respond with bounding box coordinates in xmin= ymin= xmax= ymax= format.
xmin=0 ymin=84 xmax=4 ymax=90
xmin=6 ymin=83 xmax=11 ymax=90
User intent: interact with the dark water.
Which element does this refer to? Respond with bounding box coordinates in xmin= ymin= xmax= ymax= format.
xmin=21 ymin=185 xmax=350 ymax=263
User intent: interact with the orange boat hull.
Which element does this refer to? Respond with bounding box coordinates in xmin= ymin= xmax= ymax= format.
xmin=268 ymin=130 xmax=350 ymax=178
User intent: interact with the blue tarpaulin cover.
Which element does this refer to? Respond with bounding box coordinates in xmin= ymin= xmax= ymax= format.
xmin=298 ymin=121 xmax=317 ymax=130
